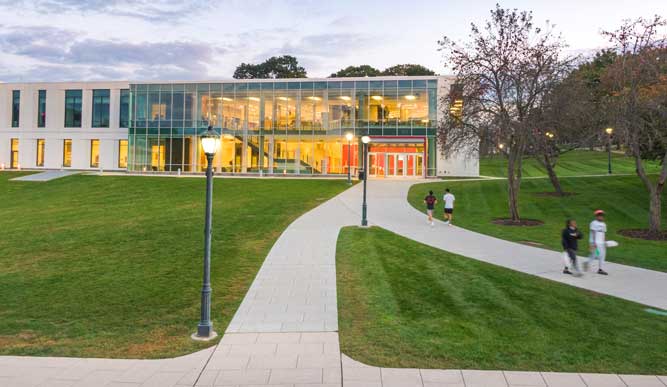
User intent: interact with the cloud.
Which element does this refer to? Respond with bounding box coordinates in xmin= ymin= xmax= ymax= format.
xmin=0 ymin=0 xmax=211 ymax=22
xmin=0 ymin=25 xmax=225 ymax=81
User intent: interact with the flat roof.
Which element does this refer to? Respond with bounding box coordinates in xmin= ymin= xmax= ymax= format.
xmin=0 ymin=75 xmax=455 ymax=87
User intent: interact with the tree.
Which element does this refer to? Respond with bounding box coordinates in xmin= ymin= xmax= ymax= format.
xmin=438 ymin=5 xmax=572 ymax=221
xmin=381 ymin=64 xmax=436 ymax=76
xmin=330 ymin=65 xmax=381 ymax=77
xmin=233 ymin=55 xmax=307 ymax=79
xmin=528 ymin=60 xmax=603 ymax=195
xmin=601 ymin=16 xmax=667 ymax=234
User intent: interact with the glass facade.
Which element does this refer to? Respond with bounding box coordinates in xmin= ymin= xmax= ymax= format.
xmin=127 ymin=78 xmax=439 ymax=175
xmin=64 ymin=90 xmax=82 ymax=128
xmin=38 ymin=90 xmax=46 ymax=127
xmin=92 ymin=89 xmax=110 ymax=128
xmin=36 ymin=139 xmax=45 ymax=166
xmin=11 ymin=90 xmax=20 ymax=127
xmin=63 ymin=139 xmax=72 ymax=167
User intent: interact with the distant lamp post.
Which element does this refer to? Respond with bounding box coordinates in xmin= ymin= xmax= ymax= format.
xmin=498 ymin=143 xmax=505 ymax=151
xmin=345 ymin=132 xmax=354 ymax=185
xmin=605 ymin=127 xmax=614 ymax=174
xmin=193 ymin=125 xmax=220 ymax=341
xmin=361 ymin=135 xmax=371 ymax=226
xmin=545 ymin=131 xmax=555 ymax=139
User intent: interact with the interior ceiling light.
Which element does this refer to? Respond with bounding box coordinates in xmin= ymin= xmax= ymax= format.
xmin=277 ymin=97 xmax=289 ymax=101
xmin=371 ymin=95 xmax=383 ymax=101
xmin=248 ymin=97 xmax=260 ymax=101
xmin=404 ymin=95 xmax=416 ymax=100
xmin=308 ymin=96 xmax=322 ymax=101
xmin=339 ymin=96 xmax=351 ymax=101
xmin=222 ymin=97 xmax=233 ymax=102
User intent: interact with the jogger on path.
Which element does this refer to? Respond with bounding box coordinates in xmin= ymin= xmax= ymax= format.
xmin=586 ymin=210 xmax=609 ymax=275
xmin=424 ymin=190 xmax=437 ymax=226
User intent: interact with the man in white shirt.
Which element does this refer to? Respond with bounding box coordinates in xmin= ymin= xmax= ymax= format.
xmin=586 ymin=209 xmax=609 ymax=275
xmin=443 ymin=188 xmax=455 ymax=225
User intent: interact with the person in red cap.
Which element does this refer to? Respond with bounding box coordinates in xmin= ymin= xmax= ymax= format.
xmin=585 ymin=209 xmax=609 ymax=275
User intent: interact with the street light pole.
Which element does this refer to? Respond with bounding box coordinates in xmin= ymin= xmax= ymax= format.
xmin=345 ymin=132 xmax=353 ymax=185
xmin=605 ymin=127 xmax=613 ymax=175
xmin=361 ymin=136 xmax=371 ymax=226
xmin=194 ymin=126 xmax=220 ymax=341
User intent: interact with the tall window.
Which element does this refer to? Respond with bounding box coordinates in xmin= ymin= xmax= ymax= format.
xmin=11 ymin=90 xmax=20 ymax=127
xmin=64 ymin=90 xmax=82 ymax=127
xmin=92 ymin=89 xmax=110 ymax=127
xmin=36 ymin=139 xmax=45 ymax=167
xmin=10 ymin=138 xmax=19 ymax=168
xmin=37 ymin=90 xmax=46 ymax=127
xmin=90 ymin=139 xmax=100 ymax=167
xmin=118 ymin=139 xmax=128 ymax=168
xmin=63 ymin=139 xmax=72 ymax=167
xmin=119 ymin=89 xmax=130 ymax=128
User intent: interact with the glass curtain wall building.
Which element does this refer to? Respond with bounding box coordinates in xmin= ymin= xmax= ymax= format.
xmin=127 ymin=78 xmax=439 ymax=176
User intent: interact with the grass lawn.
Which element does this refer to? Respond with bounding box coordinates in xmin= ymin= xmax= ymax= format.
xmin=0 ymin=172 xmax=348 ymax=358
xmin=480 ymin=150 xmax=660 ymax=177
xmin=336 ymin=226 xmax=667 ymax=373
xmin=408 ymin=176 xmax=667 ymax=272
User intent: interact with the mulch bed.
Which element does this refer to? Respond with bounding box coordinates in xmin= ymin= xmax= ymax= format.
xmin=533 ymin=192 xmax=578 ymax=197
xmin=492 ymin=218 xmax=544 ymax=226
xmin=618 ymin=229 xmax=667 ymax=241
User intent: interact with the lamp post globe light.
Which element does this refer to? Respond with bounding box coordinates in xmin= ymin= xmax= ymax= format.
xmin=193 ymin=125 xmax=220 ymax=341
xmin=361 ymin=135 xmax=371 ymax=227
xmin=345 ymin=132 xmax=354 ymax=185
xmin=605 ymin=127 xmax=614 ymax=175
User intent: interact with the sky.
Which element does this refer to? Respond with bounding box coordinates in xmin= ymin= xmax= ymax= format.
xmin=0 ymin=0 xmax=665 ymax=82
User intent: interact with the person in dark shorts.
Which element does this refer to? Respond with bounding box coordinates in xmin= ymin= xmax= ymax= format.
xmin=561 ymin=219 xmax=583 ymax=276
xmin=424 ymin=190 xmax=438 ymax=226
xmin=443 ymin=188 xmax=455 ymax=225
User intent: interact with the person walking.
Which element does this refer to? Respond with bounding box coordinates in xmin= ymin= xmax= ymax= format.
xmin=585 ymin=210 xmax=609 ymax=275
xmin=443 ymin=188 xmax=455 ymax=225
xmin=424 ymin=190 xmax=438 ymax=226
xmin=561 ymin=219 xmax=583 ymax=276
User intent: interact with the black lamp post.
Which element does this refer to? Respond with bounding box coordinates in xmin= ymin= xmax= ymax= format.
xmin=193 ymin=125 xmax=220 ymax=340
xmin=345 ymin=132 xmax=353 ymax=185
xmin=605 ymin=127 xmax=613 ymax=174
xmin=361 ymin=135 xmax=371 ymax=226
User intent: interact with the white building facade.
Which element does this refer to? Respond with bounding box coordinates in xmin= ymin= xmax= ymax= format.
xmin=0 ymin=77 xmax=478 ymax=177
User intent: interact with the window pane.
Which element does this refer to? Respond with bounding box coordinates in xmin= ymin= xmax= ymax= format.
xmin=64 ymin=90 xmax=82 ymax=127
xmin=119 ymin=89 xmax=130 ymax=127
xmin=118 ymin=139 xmax=128 ymax=168
xmin=10 ymin=138 xmax=19 ymax=168
xmin=63 ymin=139 xmax=72 ymax=167
xmin=92 ymin=89 xmax=110 ymax=127
xmin=11 ymin=90 xmax=20 ymax=127
xmin=90 ymin=139 xmax=100 ymax=167
xmin=38 ymin=90 xmax=46 ymax=127
xmin=36 ymin=139 xmax=45 ymax=166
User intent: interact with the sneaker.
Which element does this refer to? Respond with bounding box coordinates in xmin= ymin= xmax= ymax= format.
xmin=597 ymin=269 xmax=608 ymax=275
xmin=563 ymin=268 xmax=572 ymax=275
xmin=444 ymin=220 xmax=450 ymax=225
xmin=430 ymin=221 xmax=434 ymax=227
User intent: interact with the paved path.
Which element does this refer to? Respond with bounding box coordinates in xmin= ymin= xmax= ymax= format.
xmin=11 ymin=170 xmax=80 ymax=181
xmin=2 ymin=179 xmax=665 ymax=386
xmin=351 ymin=180 xmax=667 ymax=311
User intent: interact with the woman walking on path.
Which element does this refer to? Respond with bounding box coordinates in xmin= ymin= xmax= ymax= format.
xmin=424 ymin=190 xmax=438 ymax=227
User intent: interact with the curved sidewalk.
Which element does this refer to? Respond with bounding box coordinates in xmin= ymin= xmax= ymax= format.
xmin=351 ymin=180 xmax=667 ymax=311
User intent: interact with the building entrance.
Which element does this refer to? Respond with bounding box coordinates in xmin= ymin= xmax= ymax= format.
xmin=367 ymin=141 xmax=425 ymax=178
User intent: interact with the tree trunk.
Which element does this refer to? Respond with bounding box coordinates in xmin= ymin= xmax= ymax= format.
xmin=634 ymin=148 xmax=667 ymax=234
xmin=649 ymin=189 xmax=662 ymax=233
xmin=507 ymin=148 xmax=522 ymax=221
xmin=539 ymin=151 xmax=563 ymax=196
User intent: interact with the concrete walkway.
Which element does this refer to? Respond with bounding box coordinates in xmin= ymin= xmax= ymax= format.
xmin=1 ymin=179 xmax=665 ymax=386
xmin=11 ymin=170 xmax=80 ymax=181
